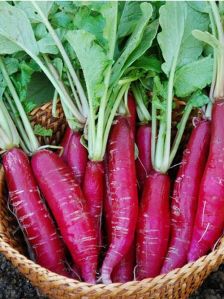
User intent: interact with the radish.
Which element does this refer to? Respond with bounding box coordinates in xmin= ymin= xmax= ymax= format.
xmin=60 ymin=127 xmax=73 ymax=162
xmin=31 ymin=150 xmax=98 ymax=283
xmin=66 ymin=131 xmax=88 ymax=185
xmin=112 ymin=243 xmax=135 ymax=283
xmin=101 ymin=116 xmax=138 ymax=284
xmin=0 ymin=93 xmax=68 ymax=276
xmin=188 ymin=101 xmax=224 ymax=261
xmin=162 ymin=120 xmax=211 ymax=273
xmin=136 ymin=172 xmax=170 ymax=279
xmin=132 ymin=82 xmax=152 ymax=191
xmin=83 ymin=160 xmax=104 ymax=248
xmin=3 ymin=148 xmax=68 ymax=276
xmin=135 ymin=124 xmax=152 ymax=190
xmin=188 ymin=2 xmax=224 ymax=261
xmin=104 ymin=154 xmax=135 ymax=283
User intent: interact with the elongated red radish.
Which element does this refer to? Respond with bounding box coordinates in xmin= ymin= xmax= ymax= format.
xmin=104 ymin=155 xmax=135 ymax=283
xmin=31 ymin=150 xmax=98 ymax=283
xmin=101 ymin=116 xmax=138 ymax=284
xmin=66 ymin=131 xmax=88 ymax=185
xmin=60 ymin=127 xmax=73 ymax=162
xmin=188 ymin=101 xmax=224 ymax=261
xmin=83 ymin=160 xmax=104 ymax=248
xmin=127 ymin=93 xmax=137 ymax=137
xmin=136 ymin=124 xmax=152 ymax=190
xmin=161 ymin=120 xmax=211 ymax=273
xmin=136 ymin=172 xmax=170 ymax=279
xmin=3 ymin=148 xmax=67 ymax=276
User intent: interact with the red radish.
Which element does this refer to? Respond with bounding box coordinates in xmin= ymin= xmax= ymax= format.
xmin=136 ymin=172 xmax=170 ymax=279
xmin=101 ymin=116 xmax=138 ymax=284
xmin=31 ymin=150 xmax=98 ymax=283
xmin=111 ymin=243 xmax=135 ymax=283
xmin=66 ymin=131 xmax=88 ymax=185
xmin=60 ymin=127 xmax=73 ymax=162
xmin=83 ymin=160 xmax=104 ymax=248
xmin=127 ymin=93 xmax=137 ymax=137
xmin=188 ymin=101 xmax=224 ymax=261
xmin=136 ymin=125 xmax=152 ymax=190
xmin=161 ymin=120 xmax=211 ymax=273
xmin=3 ymin=148 xmax=67 ymax=276
xmin=104 ymin=155 xmax=135 ymax=283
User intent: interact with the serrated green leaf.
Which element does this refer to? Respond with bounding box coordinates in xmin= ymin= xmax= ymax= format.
xmin=34 ymin=124 xmax=52 ymax=137
xmin=133 ymin=55 xmax=162 ymax=73
xmin=157 ymin=2 xmax=209 ymax=75
xmin=110 ymin=2 xmax=153 ymax=85
xmin=174 ymin=56 xmax=213 ymax=97
xmin=188 ymin=90 xmax=210 ymax=108
xmin=66 ymin=30 xmax=109 ymax=110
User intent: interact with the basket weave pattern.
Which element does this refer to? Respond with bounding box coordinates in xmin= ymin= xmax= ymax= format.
xmin=0 ymin=102 xmax=224 ymax=298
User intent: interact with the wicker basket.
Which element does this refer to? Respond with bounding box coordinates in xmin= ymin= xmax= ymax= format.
xmin=0 ymin=102 xmax=224 ymax=299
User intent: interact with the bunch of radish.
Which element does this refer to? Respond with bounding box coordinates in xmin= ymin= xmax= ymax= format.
xmin=0 ymin=0 xmax=224 ymax=286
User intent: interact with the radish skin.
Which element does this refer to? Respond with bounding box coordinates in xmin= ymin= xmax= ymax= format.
xmin=83 ymin=160 xmax=104 ymax=248
xmin=188 ymin=101 xmax=224 ymax=261
xmin=31 ymin=150 xmax=98 ymax=283
xmin=3 ymin=148 xmax=67 ymax=276
xmin=136 ymin=172 xmax=170 ymax=279
xmin=66 ymin=131 xmax=88 ymax=185
xmin=102 ymin=117 xmax=138 ymax=284
xmin=136 ymin=125 xmax=152 ymax=190
xmin=161 ymin=120 xmax=211 ymax=273
xmin=104 ymin=156 xmax=135 ymax=283
xmin=60 ymin=127 xmax=73 ymax=162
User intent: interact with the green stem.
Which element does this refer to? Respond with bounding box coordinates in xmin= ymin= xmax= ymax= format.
xmin=41 ymin=54 xmax=85 ymax=123
xmin=210 ymin=1 xmax=224 ymax=98
xmin=101 ymin=83 xmax=130 ymax=161
xmin=0 ymin=127 xmax=11 ymax=149
xmin=52 ymin=89 xmax=58 ymax=117
xmin=66 ymin=70 xmax=83 ymax=114
xmin=169 ymin=103 xmax=192 ymax=167
xmin=162 ymin=55 xmax=178 ymax=172
xmin=31 ymin=0 xmax=89 ymax=117
xmin=94 ymin=4 xmax=118 ymax=161
xmin=151 ymin=100 xmax=157 ymax=170
xmin=4 ymin=92 xmax=30 ymax=150
xmin=154 ymin=121 xmax=165 ymax=172
xmin=0 ymin=57 xmax=39 ymax=152
xmin=131 ymin=82 xmax=150 ymax=123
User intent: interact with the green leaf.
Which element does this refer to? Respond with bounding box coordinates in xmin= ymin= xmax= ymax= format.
xmin=4 ymin=58 xmax=19 ymax=75
xmin=0 ymin=2 xmax=39 ymax=56
xmin=187 ymin=1 xmax=210 ymax=14
xmin=174 ymin=56 xmax=214 ymax=97
xmin=16 ymin=1 xmax=53 ymax=23
xmin=121 ymin=19 xmax=159 ymax=77
xmin=51 ymin=11 xmax=73 ymax=29
xmin=117 ymin=2 xmax=143 ymax=38
xmin=0 ymin=36 xmax=21 ymax=54
xmin=33 ymin=124 xmax=53 ymax=137
xmin=26 ymin=72 xmax=54 ymax=107
xmin=157 ymin=2 xmax=210 ymax=75
xmin=133 ymin=55 xmax=162 ymax=73
xmin=188 ymin=90 xmax=210 ymax=108
xmin=66 ymin=30 xmax=109 ymax=110
xmin=192 ymin=30 xmax=221 ymax=50
xmin=38 ymin=35 xmax=59 ymax=54
xmin=110 ymin=2 xmax=153 ymax=85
